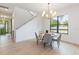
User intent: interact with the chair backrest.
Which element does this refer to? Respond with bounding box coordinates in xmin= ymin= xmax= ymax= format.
xmin=43 ymin=33 xmax=52 ymax=43
xmin=35 ymin=32 xmax=39 ymax=40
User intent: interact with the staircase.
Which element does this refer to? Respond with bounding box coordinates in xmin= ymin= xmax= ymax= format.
xmin=12 ymin=7 xmax=37 ymax=42
xmin=13 ymin=7 xmax=36 ymax=29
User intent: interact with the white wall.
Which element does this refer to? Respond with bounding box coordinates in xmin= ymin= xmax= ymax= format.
xmin=41 ymin=17 xmax=50 ymax=31
xmin=16 ymin=16 xmax=44 ymax=42
xmin=56 ymin=4 xmax=79 ymax=45
xmin=13 ymin=7 xmax=43 ymax=42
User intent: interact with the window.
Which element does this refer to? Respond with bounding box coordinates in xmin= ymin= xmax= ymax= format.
xmin=50 ymin=15 xmax=68 ymax=34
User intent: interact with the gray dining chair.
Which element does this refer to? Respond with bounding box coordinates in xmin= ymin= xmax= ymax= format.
xmin=35 ymin=32 xmax=43 ymax=45
xmin=52 ymin=33 xmax=61 ymax=48
xmin=43 ymin=33 xmax=53 ymax=48
xmin=35 ymin=32 xmax=39 ymax=45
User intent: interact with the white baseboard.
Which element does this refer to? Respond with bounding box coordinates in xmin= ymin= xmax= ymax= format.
xmin=61 ymin=40 xmax=79 ymax=46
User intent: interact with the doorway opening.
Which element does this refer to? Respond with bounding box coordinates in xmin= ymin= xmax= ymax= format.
xmin=0 ymin=6 xmax=12 ymax=43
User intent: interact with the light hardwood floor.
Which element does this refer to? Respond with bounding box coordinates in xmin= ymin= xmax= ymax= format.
xmin=0 ymin=39 xmax=79 ymax=55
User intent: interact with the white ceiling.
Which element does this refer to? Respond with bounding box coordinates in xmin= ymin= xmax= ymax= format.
xmin=0 ymin=3 xmax=78 ymax=16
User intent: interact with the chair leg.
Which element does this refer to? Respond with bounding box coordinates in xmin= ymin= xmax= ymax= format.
xmin=43 ymin=43 xmax=46 ymax=48
xmin=57 ymin=41 xmax=60 ymax=48
xmin=51 ymin=41 xmax=54 ymax=49
xmin=37 ymin=40 xmax=38 ymax=45
xmin=42 ymin=40 xmax=43 ymax=44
